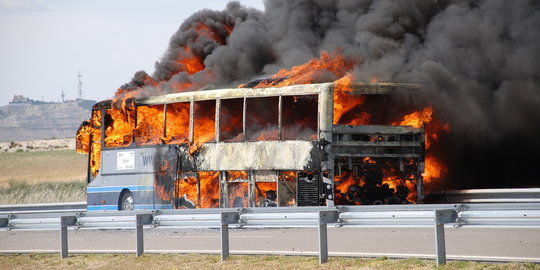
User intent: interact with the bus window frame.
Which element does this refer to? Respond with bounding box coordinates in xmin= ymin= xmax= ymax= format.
xmin=100 ymin=92 xmax=322 ymax=149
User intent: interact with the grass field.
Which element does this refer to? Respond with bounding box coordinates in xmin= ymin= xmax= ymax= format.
xmin=0 ymin=254 xmax=537 ymax=270
xmin=0 ymin=149 xmax=87 ymax=185
xmin=0 ymin=150 xmax=87 ymax=204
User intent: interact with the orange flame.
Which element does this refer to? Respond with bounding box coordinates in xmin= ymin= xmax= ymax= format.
xmin=423 ymin=155 xmax=448 ymax=184
xmin=392 ymin=106 xmax=433 ymax=129
xmin=176 ymin=46 xmax=205 ymax=76
xmin=333 ymin=73 xmax=371 ymax=125
xmin=227 ymin=171 xmax=249 ymax=208
xmin=251 ymin=50 xmax=357 ymax=88
xmin=391 ymin=106 xmax=450 ymax=185
xmin=228 ymin=171 xmax=248 ymax=180
xmin=255 ymin=182 xmax=277 ymax=206
xmin=175 ymin=175 xmax=197 ymax=208
xmin=199 ymin=171 xmax=220 ymax=208
xmin=164 ymin=102 xmax=190 ymax=143
xmin=175 ymin=171 xmax=220 ymax=209
xmin=193 ymin=101 xmax=216 ymax=144
xmin=76 ymin=109 xmax=103 ymax=178
xmin=104 ymin=107 xmax=134 ymax=148
xmin=76 ymin=121 xmax=91 ymax=154
xmin=134 ymin=105 xmax=164 ymax=145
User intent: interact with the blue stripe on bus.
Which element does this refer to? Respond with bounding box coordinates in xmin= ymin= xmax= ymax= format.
xmin=87 ymin=186 xmax=154 ymax=193
xmin=134 ymin=204 xmax=173 ymax=210
xmin=87 ymin=204 xmax=173 ymax=211
xmin=87 ymin=205 xmax=118 ymax=211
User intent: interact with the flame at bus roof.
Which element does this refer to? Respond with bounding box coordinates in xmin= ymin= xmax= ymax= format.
xmin=105 ymin=82 xmax=422 ymax=108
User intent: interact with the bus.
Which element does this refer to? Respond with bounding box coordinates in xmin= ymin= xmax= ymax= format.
xmin=76 ymin=82 xmax=425 ymax=210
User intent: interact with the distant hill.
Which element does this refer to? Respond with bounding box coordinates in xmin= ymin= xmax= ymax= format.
xmin=0 ymin=99 xmax=96 ymax=142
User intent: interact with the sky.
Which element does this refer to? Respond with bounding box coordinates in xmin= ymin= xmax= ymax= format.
xmin=0 ymin=0 xmax=265 ymax=105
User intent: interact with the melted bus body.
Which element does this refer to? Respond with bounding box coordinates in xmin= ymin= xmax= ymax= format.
xmin=77 ymin=82 xmax=425 ymax=210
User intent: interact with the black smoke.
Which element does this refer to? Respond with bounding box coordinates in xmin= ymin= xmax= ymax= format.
xmin=123 ymin=0 xmax=540 ymax=189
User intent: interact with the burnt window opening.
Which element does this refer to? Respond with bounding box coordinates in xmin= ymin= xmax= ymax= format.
xmin=174 ymin=171 xmax=220 ymax=209
xmin=334 ymin=93 xmax=420 ymax=125
xmin=175 ymin=173 xmax=198 ymax=209
xmin=282 ymin=95 xmax=318 ymax=140
xmin=253 ymin=171 xmax=278 ymax=207
xmin=255 ymin=182 xmax=277 ymax=207
xmin=334 ymin=91 xmax=369 ymax=125
xmin=194 ymin=100 xmax=216 ymax=143
xmin=219 ymin=98 xmax=244 ymax=142
xmin=104 ymin=108 xmax=135 ymax=148
xmin=134 ymin=105 xmax=164 ymax=146
xmin=199 ymin=171 xmax=220 ymax=208
xmin=165 ymin=102 xmax=190 ymax=144
xmin=279 ymin=171 xmax=297 ymax=206
xmin=226 ymin=171 xmax=249 ymax=208
xmin=227 ymin=171 xmax=249 ymax=181
xmin=246 ymin=97 xmax=279 ymax=141
xmin=228 ymin=182 xmax=249 ymax=208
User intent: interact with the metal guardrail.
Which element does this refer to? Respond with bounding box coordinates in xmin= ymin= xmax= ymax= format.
xmin=0 ymin=202 xmax=86 ymax=215
xmin=1 ymin=203 xmax=540 ymax=266
xmin=425 ymin=188 xmax=540 ymax=203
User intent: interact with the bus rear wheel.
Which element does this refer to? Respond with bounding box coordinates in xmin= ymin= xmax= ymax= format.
xmin=120 ymin=191 xmax=134 ymax=211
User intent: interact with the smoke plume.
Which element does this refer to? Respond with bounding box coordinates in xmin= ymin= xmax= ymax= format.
xmin=119 ymin=0 xmax=540 ymax=189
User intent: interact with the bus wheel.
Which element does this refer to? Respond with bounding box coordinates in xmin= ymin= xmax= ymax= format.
xmin=120 ymin=191 xmax=134 ymax=211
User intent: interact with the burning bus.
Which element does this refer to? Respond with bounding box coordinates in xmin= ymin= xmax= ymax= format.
xmin=76 ymin=81 xmax=427 ymax=211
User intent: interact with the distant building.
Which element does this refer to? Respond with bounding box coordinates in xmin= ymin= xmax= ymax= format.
xmin=10 ymin=95 xmax=48 ymax=104
xmin=9 ymin=95 xmax=32 ymax=104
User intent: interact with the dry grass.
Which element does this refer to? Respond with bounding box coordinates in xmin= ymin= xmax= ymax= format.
xmin=0 ymin=254 xmax=537 ymax=270
xmin=0 ymin=149 xmax=87 ymax=204
xmin=0 ymin=180 xmax=86 ymax=204
xmin=0 ymin=150 xmax=87 ymax=187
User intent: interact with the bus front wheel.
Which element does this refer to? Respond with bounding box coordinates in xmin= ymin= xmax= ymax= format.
xmin=120 ymin=191 xmax=134 ymax=211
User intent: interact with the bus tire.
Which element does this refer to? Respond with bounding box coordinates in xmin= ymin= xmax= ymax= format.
xmin=119 ymin=190 xmax=134 ymax=211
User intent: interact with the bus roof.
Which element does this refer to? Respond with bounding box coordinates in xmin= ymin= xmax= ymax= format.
xmin=93 ymin=82 xmax=421 ymax=109
xmin=137 ymin=82 xmax=421 ymax=106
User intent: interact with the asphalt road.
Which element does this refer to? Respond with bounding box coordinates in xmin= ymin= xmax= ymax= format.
xmin=1 ymin=226 xmax=539 ymax=262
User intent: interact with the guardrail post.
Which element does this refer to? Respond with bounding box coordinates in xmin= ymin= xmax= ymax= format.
xmin=135 ymin=214 xmax=153 ymax=257
xmin=60 ymin=216 xmax=77 ymax=259
xmin=318 ymin=210 xmax=338 ymax=264
xmin=318 ymin=221 xmax=328 ymax=263
xmin=221 ymin=216 xmax=229 ymax=261
xmin=433 ymin=209 xmax=456 ymax=266
xmin=220 ymin=212 xmax=239 ymax=261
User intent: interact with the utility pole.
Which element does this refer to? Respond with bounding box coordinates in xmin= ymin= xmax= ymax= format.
xmin=77 ymin=71 xmax=83 ymax=100
xmin=61 ymin=88 xmax=65 ymax=103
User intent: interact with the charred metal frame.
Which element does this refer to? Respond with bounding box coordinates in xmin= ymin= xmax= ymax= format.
xmin=87 ymin=82 xmax=424 ymax=210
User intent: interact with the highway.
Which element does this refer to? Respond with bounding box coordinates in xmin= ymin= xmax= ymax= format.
xmin=1 ymin=226 xmax=539 ymax=262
